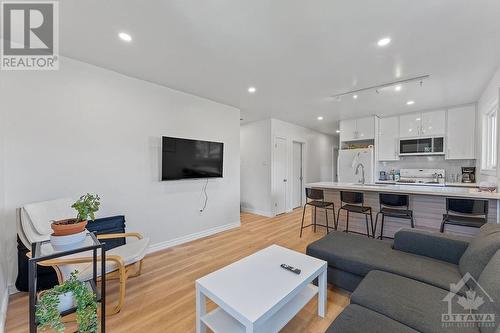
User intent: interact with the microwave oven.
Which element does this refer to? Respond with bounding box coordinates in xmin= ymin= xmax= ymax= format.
xmin=399 ymin=137 xmax=445 ymax=156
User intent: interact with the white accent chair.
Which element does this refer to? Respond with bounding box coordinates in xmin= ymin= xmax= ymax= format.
xmin=18 ymin=198 xmax=150 ymax=314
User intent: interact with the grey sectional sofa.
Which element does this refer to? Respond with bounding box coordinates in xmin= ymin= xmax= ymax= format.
xmin=306 ymin=224 xmax=500 ymax=333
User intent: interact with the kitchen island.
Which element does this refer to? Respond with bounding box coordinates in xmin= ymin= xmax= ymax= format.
xmin=306 ymin=182 xmax=500 ymax=237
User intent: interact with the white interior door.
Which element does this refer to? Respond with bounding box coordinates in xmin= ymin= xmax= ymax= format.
xmin=292 ymin=142 xmax=303 ymax=208
xmin=275 ymin=137 xmax=287 ymax=215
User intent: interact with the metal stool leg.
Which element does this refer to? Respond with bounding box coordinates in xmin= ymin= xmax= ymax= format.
xmin=374 ymin=212 xmax=381 ymax=238
xmin=314 ymin=206 xmax=317 ymax=232
xmin=345 ymin=211 xmax=350 ymax=233
xmin=364 ymin=214 xmax=370 ymax=238
xmin=379 ymin=214 xmax=385 ymax=240
xmin=333 ymin=205 xmax=338 ymax=230
xmin=337 ymin=207 xmax=342 ymax=231
xmin=440 ymin=217 xmax=446 ymax=233
xmin=369 ymin=210 xmax=374 ymax=238
xmin=300 ymin=204 xmax=307 ymax=237
xmin=325 ymin=208 xmax=330 ymax=233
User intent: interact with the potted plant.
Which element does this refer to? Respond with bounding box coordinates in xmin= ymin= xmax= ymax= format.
xmin=50 ymin=194 xmax=100 ymax=251
xmin=36 ymin=270 xmax=98 ymax=333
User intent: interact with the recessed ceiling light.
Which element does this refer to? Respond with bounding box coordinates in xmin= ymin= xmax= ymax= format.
xmin=118 ymin=32 xmax=132 ymax=42
xmin=377 ymin=37 xmax=391 ymax=47
xmin=395 ymin=85 xmax=402 ymax=92
xmin=336 ymin=130 xmax=341 ymax=133
xmin=407 ymin=100 xmax=415 ymax=105
xmin=248 ymin=86 xmax=256 ymax=94
xmin=317 ymin=116 xmax=324 ymax=120
xmin=353 ymin=95 xmax=358 ymax=99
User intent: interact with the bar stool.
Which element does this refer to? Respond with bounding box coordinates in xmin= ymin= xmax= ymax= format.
xmin=336 ymin=191 xmax=373 ymax=238
xmin=300 ymin=188 xmax=336 ymax=237
xmin=374 ymin=193 xmax=414 ymax=240
xmin=440 ymin=198 xmax=488 ymax=233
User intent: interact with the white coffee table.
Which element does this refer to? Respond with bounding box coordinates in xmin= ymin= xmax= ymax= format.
xmin=195 ymin=244 xmax=328 ymax=333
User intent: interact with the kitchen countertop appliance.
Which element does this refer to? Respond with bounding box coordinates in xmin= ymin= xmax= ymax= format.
xmin=461 ymin=166 xmax=476 ymax=183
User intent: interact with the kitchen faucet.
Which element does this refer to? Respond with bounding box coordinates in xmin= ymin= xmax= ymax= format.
xmin=355 ymin=163 xmax=365 ymax=184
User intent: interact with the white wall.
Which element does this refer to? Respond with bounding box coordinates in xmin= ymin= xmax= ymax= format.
xmin=240 ymin=120 xmax=272 ymax=216
xmin=240 ymin=118 xmax=336 ymax=217
xmin=0 ymin=96 xmax=8 ymax=333
xmin=0 ymin=57 xmax=241 ymax=290
xmin=477 ymin=65 xmax=500 ymax=184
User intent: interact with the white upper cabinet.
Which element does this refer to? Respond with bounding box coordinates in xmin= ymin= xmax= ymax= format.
xmin=421 ymin=110 xmax=446 ymax=136
xmin=339 ymin=119 xmax=357 ymax=142
xmin=399 ymin=113 xmax=421 ymax=138
xmin=339 ymin=116 xmax=375 ymax=142
xmin=446 ymin=105 xmax=476 ymax=160
xmin=399 ymin=110 xmax=446 ymax=138
xmin=378 ymin=116 xmax=400 ymax=161
xmin=356 ymin=117 xmax=375 ymax=140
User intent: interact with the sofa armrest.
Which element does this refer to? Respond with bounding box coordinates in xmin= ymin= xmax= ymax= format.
xmin=393 ymin=229 xmax=471 ymax=264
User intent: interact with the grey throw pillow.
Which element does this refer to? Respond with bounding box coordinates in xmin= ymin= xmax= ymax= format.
xmin=459 ymin=224 xmax=500 ymax=284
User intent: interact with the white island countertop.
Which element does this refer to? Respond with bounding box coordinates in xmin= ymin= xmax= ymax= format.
xmin=306 ymin=182 xmax=500 ymax=200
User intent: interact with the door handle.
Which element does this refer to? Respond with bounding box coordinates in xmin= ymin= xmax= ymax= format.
xmin=283 ymin=179 xmax=287 ymax=182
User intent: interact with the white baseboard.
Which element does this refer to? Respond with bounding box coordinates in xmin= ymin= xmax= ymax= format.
xmin=0 ymin=288 xmax=8 ymax=333
xmin=147 ymin=222 xmax=240 ymax=254
xmin=240 ymin=207 xmax=274 ymax=217
xmin=7 ymin=284 xmax=17 ymax=295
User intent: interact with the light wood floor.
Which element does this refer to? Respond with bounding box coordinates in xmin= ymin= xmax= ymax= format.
xmin=6 ymin=209 xmax=350 ymax=333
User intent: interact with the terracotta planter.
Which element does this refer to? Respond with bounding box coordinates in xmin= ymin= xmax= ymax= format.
xmin=51 ymin=219 xmax=88 ymax=236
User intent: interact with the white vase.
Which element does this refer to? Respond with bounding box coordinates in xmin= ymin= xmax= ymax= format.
xmin=50 ymin=230 xmax=87 ymax=251
xmin=57 ymin=292 xmax=75 ymax=312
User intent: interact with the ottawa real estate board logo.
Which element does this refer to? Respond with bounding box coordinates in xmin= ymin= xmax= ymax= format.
xmin=1 ymin=1 xmax=59 ymax=70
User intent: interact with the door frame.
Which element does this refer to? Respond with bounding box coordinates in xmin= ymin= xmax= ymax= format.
xmin=273 ymin=136 xmax=288 ymax=215
xmin=292 ymin=140 xmax=306 ymax=208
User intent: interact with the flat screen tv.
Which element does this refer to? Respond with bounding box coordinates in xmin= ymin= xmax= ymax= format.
xmin=161 ymin=136 xmax=224 ymax=180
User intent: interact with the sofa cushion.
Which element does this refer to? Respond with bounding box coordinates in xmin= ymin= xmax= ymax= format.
xmin=351 ymin=270 xmax=480 ymax=333
xmin=477 ymin=250 xmax=500 ymax=333
xmin=307 ymin=231 xmax=463 ymax=293
xmin=325 ymin=304 xmax=419 ymax=333
xmin=459 ymin=224 xmax=500 ymax=283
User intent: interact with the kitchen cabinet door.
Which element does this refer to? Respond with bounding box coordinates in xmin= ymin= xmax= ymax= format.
xmin=421 ymin=110 xmax=446 ymax=136
xmin=378 ymin=116 xmax=400 ymax=161
xmin=399 ymin=113 xmax=421 ymax=138
xmin=356 ymin=116 xmax=375 ymax=140
xmin=339 ymin=119 xmax=356 ymax=142
xmin=446 ymin=105 xmax=476 ymax=159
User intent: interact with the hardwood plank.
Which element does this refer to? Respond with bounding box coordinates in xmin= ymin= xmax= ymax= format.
xmin=5 ymin=208 xmax=349 ymax=333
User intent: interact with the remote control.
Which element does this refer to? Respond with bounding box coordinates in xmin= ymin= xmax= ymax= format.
xmin=280 ymin=264 xmax=301 ymax=275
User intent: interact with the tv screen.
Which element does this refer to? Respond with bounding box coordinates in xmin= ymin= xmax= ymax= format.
xmin=161 ymin=136 xmax=224 ymax=180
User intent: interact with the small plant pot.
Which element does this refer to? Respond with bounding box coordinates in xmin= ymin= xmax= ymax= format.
xmin=50 ymin=230 xmax=87 ymax=251
xmin=38 ymin=291 xmax=75 ymax=313
xmin=51 ymin=219 xmax=88 ymax=236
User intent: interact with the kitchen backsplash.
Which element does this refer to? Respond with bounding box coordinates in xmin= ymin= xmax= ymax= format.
xmin=377 ymin=156 xmax=476 ymax=182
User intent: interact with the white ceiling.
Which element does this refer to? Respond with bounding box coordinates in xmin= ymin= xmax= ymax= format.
xmin=58 ymin=0 xmax=500 ymax=134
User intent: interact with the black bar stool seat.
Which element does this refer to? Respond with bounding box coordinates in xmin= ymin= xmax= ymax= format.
xmin=380 ymin=207 xmax=413 ymax=218
xmin=342 ymin=205 xmax=371 ymax=214
xmin=441 ymin=198 xmax=488 ymax=233
xmin=441 ymin=215 xmax=486 ymax=228
xmin=307 ymin=200 xmax=335 ymax=209
xmin=337 ymin=191 xmax=373 ymax=238
xmin=374 ymin=193 xmax=414 ymax=240
xmin=300 ymin=188 xmax=336 ymax=237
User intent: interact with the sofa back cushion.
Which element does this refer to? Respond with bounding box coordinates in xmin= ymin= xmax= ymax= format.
xmin=477 ymin=250 xmax=500 ymax=333
xmin=459 ymin=224 xmax=500 ymax=284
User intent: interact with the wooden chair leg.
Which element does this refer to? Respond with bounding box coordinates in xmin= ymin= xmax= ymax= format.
xmin=313 ymin=207 xmax=317 ymax=232
xmin=109 ymin=269 xmax=128 ymax=315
